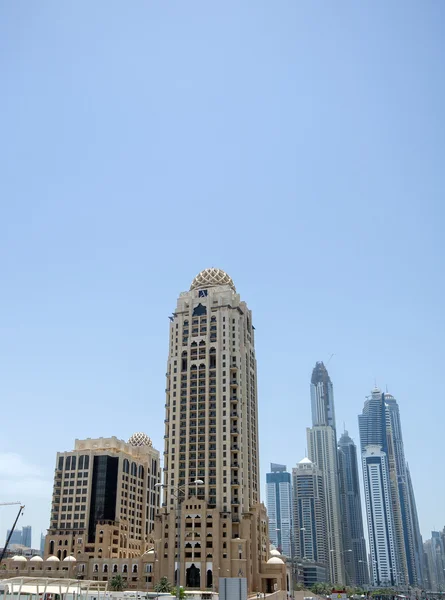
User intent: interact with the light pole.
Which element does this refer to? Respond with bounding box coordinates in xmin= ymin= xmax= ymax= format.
xmin=331 ymin=548 xmax=352 ymax=586
xmin=155 ymin=479 xmax=204 ymax=600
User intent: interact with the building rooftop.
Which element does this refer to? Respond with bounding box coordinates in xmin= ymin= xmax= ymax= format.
xmin=190 ymin=268 xmax=236 ymax=292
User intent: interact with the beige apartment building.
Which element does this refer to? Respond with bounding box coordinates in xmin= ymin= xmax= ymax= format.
xmin=44 ymin=434 xmax=161 ymax=563
xmin=152 ymin=268 xmax=286 ymax=593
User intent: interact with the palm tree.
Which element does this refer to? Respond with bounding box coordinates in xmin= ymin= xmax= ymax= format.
xmin=110 ymin=574 xmax=126 ymax=591
xmin=154 ymin=577 xmax=173 ymax=593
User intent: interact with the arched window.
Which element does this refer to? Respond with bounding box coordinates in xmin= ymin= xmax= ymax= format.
xmin=65 ymin=456 xmax=71 ymax=470
xmin=113 ymin=564 xmax=118 ymax=573
xmin=49 ymin=540 xmax=54 ymax=554
xmin=58 ymin=540 xmax=62 ymax=546
xmin=138 ymin=465 xmax=144 ymax=479
xmin=199 ymin=340 xmax=206 ymax=346
xmin=122 ymin=564 xmax=128 ymax=573
xmin=209 ymin=347 xmax=216 ymax=354
xmin=184 ymin=320 xmax=189 ymax=326
xmin=131 ymin=462 xmax=137 ymax=476
xmin=71 ymin=456 xmax=76 ymax=470
xmin=57 ymin=550 xmax=62 ymax=560
xmin=103 ymin=564 xmax=108 ymax=573
xmin=93 ymin=564 xmax=98 ymax=573
xmin=64 ymin=540 xmax=68 ymax=546
xmin=132 ymin=565 xmax=138 ymax=573
xmin=123 ymin=459 xmax=129 ymax=474
xmin=207 ymin=569 xmax=213 ymax=588
xmin=63 ymin=550 xmax=67 ymax=559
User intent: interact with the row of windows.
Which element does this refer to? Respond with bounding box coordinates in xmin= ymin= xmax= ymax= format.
xmin=58 ymin=455 xmax=90 ymax=471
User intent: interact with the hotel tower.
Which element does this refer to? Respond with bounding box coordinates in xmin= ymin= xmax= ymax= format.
xmin=153 ymin=268 xmax=285 ymax=593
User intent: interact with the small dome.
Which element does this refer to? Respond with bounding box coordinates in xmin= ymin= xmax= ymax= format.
xmin=128 ymin=432 xmax=152 ymax=447
xmin=30 ymin=556 xmax=43 ymax=562
xmin=46 ymin=555 xmax=60 ymax=562
xmin=12 ymin=555 xmax=27 ymax=562
xmin=270 ymin=549 xmax=281 ymax=557
xmin=299 ymin=457 xmax=313 ymax=465
xmin=63 ymin=555 xmax=76 ymax=562
xmin=190 ymin=268 xmax=236 ymax=292
xmin=267 ymin=556 xmax=285 ymax=565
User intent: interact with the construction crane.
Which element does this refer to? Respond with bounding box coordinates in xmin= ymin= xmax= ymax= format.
xmin=0 ymin=502 xmax=25 ymax=567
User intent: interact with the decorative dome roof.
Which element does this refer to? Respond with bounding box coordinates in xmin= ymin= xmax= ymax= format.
xmin=299 ymin=457 xmax=313 ymax=465
xmin=63 ymin=555 xmax=76 ymax=562
xmin=267 ymin=556 xmax=285 ymax=565
xmin=30 ymin=555 xmax=43 ymax=562
xmin=270 ymin=548 xmax=282 ymax=557
xmin=46 ymin=555 xmax=60 ymax=562
xmin=190 ymin=268 xmax=236 ymax=292
xmin=12 ymin=555 xmax=27 ymax=562
xmin=128 ymin=432 xmax=152 ymax=447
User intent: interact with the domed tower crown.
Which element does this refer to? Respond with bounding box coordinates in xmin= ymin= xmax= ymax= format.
xmin=128 ymin=432 xmax=152 ymax=447
xmin=190 ymin=268 xmax=236 ymax=292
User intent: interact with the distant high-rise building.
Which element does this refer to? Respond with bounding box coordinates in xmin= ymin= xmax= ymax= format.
xmin=292 ymin=458 xmax=327 ymax=566
xmin=6 ymin=529 xmax=22 ymax=546
xmin=40 ymin=533 xmax=46 ymax=557
xmin=361 ymin=445 xmax=398 ymax=586
xmin=45 ymin=434 xmax=161 ymax=560
xmin=22 ymin=526 xmax=32 ymax=548
xmin=266 ymin=463 xmax=292 ymax=557
xmin=359 ymin=388 xmax=422 ymax=587
xmin=307 ymin=361 xmax=344 ymax=585
xmin=424 ymin=533 xmax=445 ymax=592
xmin=338 ymin=431 xmax=368 ymax=586
xmin=385 ymin=396 xmax=424 ymax=586
xmin=311 ymin=361 xmax=336 ymax=431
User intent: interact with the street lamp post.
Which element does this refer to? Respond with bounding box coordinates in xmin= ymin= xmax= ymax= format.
xmin=155 ymin=479 xmax=204 ymax=600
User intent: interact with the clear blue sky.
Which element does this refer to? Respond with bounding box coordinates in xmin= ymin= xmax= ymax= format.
xmin=0 ymin=1 xmax=444 ymax=549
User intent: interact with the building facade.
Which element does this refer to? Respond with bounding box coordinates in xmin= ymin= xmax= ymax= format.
xmin=311 ymin=361 xmax=336 ymax=431
xmin=44 ymin=434 xmax=161 ymax=564
xmin=307 ymin=361 xmax=343 ymax=586
xmin=266 ymin=464 xmax=293 ymax=557
xmin=359 ymin=387 xmax=423 ymax=587
xmin=362 ymin=445 xmax=398 ymax=586
xmin=338 ymin=431 xmax=369 ymax=586
xmin=292 ymin=458 xmax=327 ymax=571
xmin=424 ymin=533 xmax=445 ymax=592
xmin=153 ymin=268 xmax=286 ymax=594
xmin=385 ymin=395 xmax=424 ymax=587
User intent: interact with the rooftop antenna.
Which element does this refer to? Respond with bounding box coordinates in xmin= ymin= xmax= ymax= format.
xmin=343 ymin=421 xmax=346 ymax=434
xmin=326 ymin=353 xmax=334 ymax=366
xmin=386 ymin=384 xmax=388 ymax=393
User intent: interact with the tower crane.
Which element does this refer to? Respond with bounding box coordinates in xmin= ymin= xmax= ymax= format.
xmin=0 ymin=502 xmax=25 ymax=567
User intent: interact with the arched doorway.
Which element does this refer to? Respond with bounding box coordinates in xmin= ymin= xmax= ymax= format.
xmin=206 ymin=569 xmax=213 ymax=588
xmin=186 ymin=564 xmax=200 ymax=588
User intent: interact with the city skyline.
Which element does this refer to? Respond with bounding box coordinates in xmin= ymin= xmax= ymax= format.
xmin=1 ymin=0 xmax=444 ymax=558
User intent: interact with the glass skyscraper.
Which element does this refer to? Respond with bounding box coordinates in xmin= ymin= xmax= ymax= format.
xmin=359 ymin=388 xmax=423 ymax=586
xmin=266 ymin=463 xmax=292 ymax=557
xmin=338 ymin=431 xmax=369 ymax=586
xmin=307 ymin=361 xmax=344 ymax=585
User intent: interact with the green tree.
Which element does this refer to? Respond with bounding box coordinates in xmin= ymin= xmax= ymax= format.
xmin=154 ymin=577 xmax=173 ymax=593
xmin=110 ymin=575 xmax=126 ymax=591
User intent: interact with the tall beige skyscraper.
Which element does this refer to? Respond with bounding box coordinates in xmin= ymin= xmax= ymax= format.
xmin=153 ymin=268 xmax=285 ymax=594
